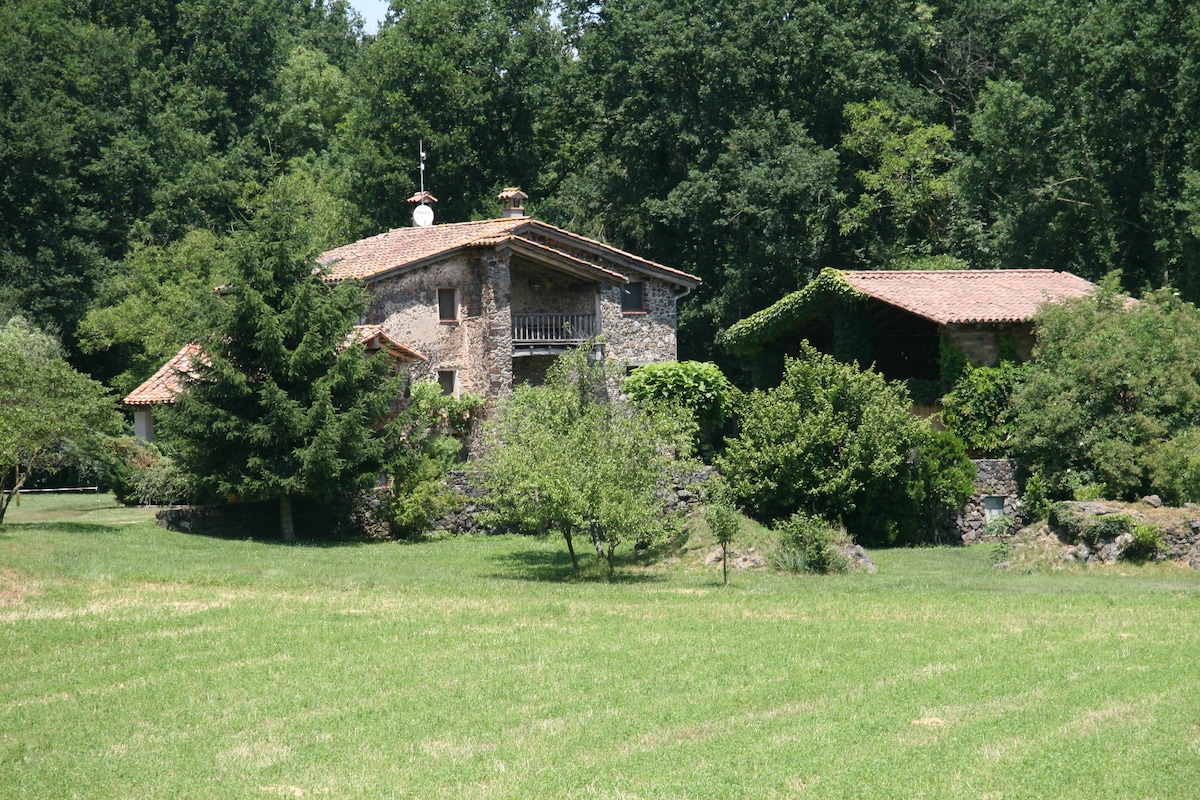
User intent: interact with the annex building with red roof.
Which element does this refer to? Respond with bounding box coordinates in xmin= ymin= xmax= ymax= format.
xmin=721 ymin=267 xmax=1099 ymax=393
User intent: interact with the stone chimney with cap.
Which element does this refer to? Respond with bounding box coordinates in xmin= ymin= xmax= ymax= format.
xmin=498 ymin=187 xmax=528 ymax=219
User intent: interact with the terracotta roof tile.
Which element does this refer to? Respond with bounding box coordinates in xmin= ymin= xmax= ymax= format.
xmin=125 ymin=328 xmax=426 ymax=406
xmin=123 ymin=343 xmax=203 ymax=406
xmin=317 ymin=218 xmax=701 ymax=286
xmin=840 ymin=269 xmax=1098 ymax=325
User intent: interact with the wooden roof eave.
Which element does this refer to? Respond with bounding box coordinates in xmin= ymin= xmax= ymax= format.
xmin=517 ymin=220 xmax=702 ymax=287
xmin=506 ymin=236 xmax=628 ymax=285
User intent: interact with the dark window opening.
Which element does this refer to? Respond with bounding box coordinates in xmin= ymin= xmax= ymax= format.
xmin=438 ymin=288 xmax=458 ymax=321
xmin=621 ymin=282 xmax=645 ymax=313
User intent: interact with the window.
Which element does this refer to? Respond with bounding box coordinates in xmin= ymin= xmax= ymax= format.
xmin=437 ymin=370 xmax=458 ymax=396
xmin=982 ymin=496 xmax=1006 ymax=521
xmin=621 ymin=281 xmax=645 ymax=313
xmin=438 ymin=288 xmax=458 ymax=322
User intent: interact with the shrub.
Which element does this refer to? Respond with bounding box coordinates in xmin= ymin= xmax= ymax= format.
xmin=1147 ymin=428 xmax=1200 ymax=506
xmin=1019 ymin=469 xmax=1051 ymax=522
xmin=1009 ymin=281 xmax=1200 ymax=500
xmin=383 ymin=381 xmax=482 ymax=538
xmin=718 ymin=343 xmax=927 ymax=545
xmin=115 ymin=442 xmax=195 ymax=506
xmin=624 ymin=361 xmax=736 ymax=458
xmin=984 ymin=513 xmax=1016 ymax=538
xmin=940 ymin=361 xmax=1027 ymax=456
xmin=909 ymin=429 xmax=977 ymax=543
xmin=774 ymin=511 xmax=850 ymax=575
xmin=1123 ymin=523 xmax=1163 ymax=562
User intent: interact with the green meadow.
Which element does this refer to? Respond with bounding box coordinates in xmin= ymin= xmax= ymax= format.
xmin=2 ymin=494 xmax=1198 ymax=799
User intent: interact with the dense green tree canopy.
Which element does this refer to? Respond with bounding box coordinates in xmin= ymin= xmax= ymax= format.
xmin=2 ymin=0 xmax=1199 ymax=391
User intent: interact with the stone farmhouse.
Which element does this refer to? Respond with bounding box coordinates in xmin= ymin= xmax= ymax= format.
xmin=124 ymin=190 xmax=701 ymax=439
xmin=319 ymin=189 xmax=701 ymax=398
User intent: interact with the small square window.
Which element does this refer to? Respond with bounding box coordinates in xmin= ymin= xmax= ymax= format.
xmin=437 ymin=370 xmax=457 ymax=396
xmin=621 ymin=281 xmax=645 ymax=313
xmin=438 ymin=288 xmax=458 ymax=322
xmin=983 ymin=496 xmax=1006 ymax=521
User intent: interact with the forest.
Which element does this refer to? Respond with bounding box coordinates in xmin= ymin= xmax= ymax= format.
xmin=3 ymin=0 xmax=1200 ymax=391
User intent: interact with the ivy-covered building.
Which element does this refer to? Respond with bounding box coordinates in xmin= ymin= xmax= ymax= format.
xmin=721 ymin=268 xmax=1098 ymax=398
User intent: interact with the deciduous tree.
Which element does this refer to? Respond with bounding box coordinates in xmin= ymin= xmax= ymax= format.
xmin=0 ymin=317 xmax=121 ymax=524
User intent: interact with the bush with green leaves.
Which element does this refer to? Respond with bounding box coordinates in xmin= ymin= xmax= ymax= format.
xmin=940 ymin=361 xmax=1027 ymax=456
xmin=1125 ymin=522 xmax=1164 ymax=562
xmin=908 ymin=429 xmax=977 ymax=543
xmin=1010 ymin=279 xmax=1200 ymax=501
xmin=476 ymin=346 xmax=696 ymax=574
xmin=1147 ymin=428 xmax=1200 ymax=506
xmin=623 ymin=361 xmax=736 ymax=457
xmin=772 ymin=511 xmax=850 ymax=575
xmin=717 ymin=343 xmax=930 ymax=545
xmin=382 ymin=381 xmax=484 ymax=539
xmin=114 ymin=441 xmax=195 ymax=507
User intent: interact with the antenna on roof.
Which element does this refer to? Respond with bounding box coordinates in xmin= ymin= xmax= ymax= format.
xmin=409 ymin=141 xmax=436 ymax=227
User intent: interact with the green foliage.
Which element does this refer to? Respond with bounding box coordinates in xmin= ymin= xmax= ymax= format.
xmin=1010 ymin=285 xmax=1200 ymax=500
xmin=0 ymin=316 xmax=122 ymax=523
xmin=624 ymin=360 xmax=736 ymax=457
xmin=1147 ymin=428 xmax=1200 ymax=506
xmin=703 ymin=476 xmax=740 ymax=585
xmin=382 ymin=381 xmax=484 ymax=539
xmin=984 ymin=514 xmax=1017 ymax=539
xmin=1020 ymin=469 xmax=1052 ymax=523
xmin=773 ymin=512 xmax=850 ymax=575
xmin=1125 ymin=523 xmax=1164 ymax=563
xmin=940 ymin=361 xmax=1028 ymax=456
xmin=114 ymin=441 xmax=195 ymax=507
xmin=938 ymin=337 xmax=970 ymax=391
xmin=721 ymin=269 xmax=867 ymax=355
xmin=909 ymin=429 xmax=977 ymax=543
xmin=476 ymin=346 xmax=696 ymax=574
xmin=717 ymin=343 xmax=927 ymax=545
xmin=163 ymin=180 xmax=401 ymax=540
xmin=838 ymin=100 xmax=959 ymax=265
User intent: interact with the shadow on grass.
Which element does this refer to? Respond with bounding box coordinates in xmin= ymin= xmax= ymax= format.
xmin=1 ymin=521 xmax=121 ymax=536
xmin=489 ymin=547 xmax=667 ymax=584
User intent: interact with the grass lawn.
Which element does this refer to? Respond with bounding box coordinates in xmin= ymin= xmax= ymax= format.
xmin=2 ymin=494 xmax=1199 ymax=799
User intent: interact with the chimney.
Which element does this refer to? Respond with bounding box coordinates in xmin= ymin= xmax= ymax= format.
xmin=498 ymin=187 xmax=529 ymax=219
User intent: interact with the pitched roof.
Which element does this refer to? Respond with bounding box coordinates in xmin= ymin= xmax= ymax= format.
xmin=839 ymin=269 xmax=1098 ymax=325
xmin=349 ymin=324 xmax=428 ymax=363
xmin=317 ymin=218 xmax=701 ymax=287
xmin=123 ymin=327 xmax=425 ymax=407
xmin=123 ymin=343 xmax=203 ymax=406
xmin=722 ymin=268 xmax=1100 ymax=353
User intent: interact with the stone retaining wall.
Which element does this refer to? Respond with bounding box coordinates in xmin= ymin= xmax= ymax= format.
xmin=954 ymin=458 xmax=1022 ymax=544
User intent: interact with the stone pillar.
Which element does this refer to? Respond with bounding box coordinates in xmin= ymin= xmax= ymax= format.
xmin=480 ymin=248 xmax=513 ymax=398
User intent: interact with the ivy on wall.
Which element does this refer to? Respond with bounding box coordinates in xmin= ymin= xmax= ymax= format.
xmin=719 ymin=268 xmax=868 ymax=355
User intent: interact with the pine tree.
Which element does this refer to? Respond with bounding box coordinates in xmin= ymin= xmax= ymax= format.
xmin=165 ymin=180 xmax=399 ymax=541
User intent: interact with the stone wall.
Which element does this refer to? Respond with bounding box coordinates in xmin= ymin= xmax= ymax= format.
xmin=954 ymin=458 xmax=1022 ymax=544
xmin=599 ymin=278 xmax=679 ymax=366
xmin=366 ymin=252 xmax=494 ymax=397
xmin=942 ymin=322 xmax=1034 ymax=366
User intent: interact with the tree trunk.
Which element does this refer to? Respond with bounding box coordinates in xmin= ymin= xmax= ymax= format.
xmin=722 ymin=542 xmax=728 ymax=585
xmin=0 ymin=467 xmax=29 ymax=526
xmin=280 ymin=494 xmax=296 ymax=542
xmin=563 ymin=529 xmax=579 ymax=572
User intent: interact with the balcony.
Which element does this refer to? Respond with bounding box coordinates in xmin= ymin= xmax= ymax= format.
xmin=512 ymin=312 xmax=596 ymax=354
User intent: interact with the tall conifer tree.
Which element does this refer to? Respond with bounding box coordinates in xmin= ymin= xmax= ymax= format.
xmin=165 ymin=180 xmax=399 ymax=541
